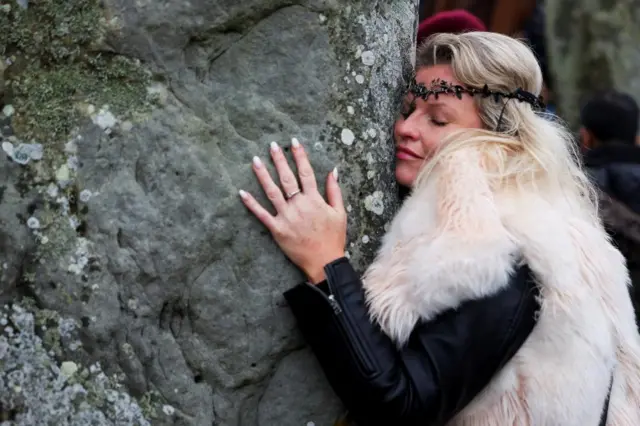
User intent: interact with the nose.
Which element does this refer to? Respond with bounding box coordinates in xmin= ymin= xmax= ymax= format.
xmin=394 ymin=114 xmax=420 ymax=143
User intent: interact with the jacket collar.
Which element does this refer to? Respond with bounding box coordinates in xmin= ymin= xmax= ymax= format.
xmin=583 ymin=142 xmax=640 ymax=168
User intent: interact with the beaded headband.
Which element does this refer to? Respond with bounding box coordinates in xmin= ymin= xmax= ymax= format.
xmin=406 ymin=76 xmax=546 ymax=112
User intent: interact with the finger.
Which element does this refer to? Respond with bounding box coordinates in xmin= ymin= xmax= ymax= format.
xmin=291 ymin=138 xmax=318 ymax=192
xmin=239 ymin=190 xmax=279 ymax=230
xmin=326 ymin=167 xmax=345 ymax=212
xmin=252 ymin=156 xmax=287 ymax=212
xmin=270 ymin=141 xmax=300 ymax=196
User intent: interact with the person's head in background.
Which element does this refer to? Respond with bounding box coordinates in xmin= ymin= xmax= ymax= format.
xmin=520 ymin=1 xmax=555 ymax=113
xmin=417 ymin=9 xmax=486 ymax=46
xmin=580 ymin=90 xmax=640 ymax=151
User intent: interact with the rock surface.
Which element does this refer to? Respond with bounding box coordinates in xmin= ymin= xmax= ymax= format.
xmin=546 ymin=0 xmax=640 ymax=129
xmin=0 ymin=1 xmax=418 ymax=424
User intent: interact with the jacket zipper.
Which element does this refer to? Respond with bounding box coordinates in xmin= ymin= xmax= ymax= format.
xmin=306 ymin=283 xmax=377 ymax=377
xmin=327 ymin=294 xmax=342 ymax=314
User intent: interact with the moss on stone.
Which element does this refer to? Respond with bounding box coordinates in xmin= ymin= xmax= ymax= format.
xmin=34 ymin=202 xmax=81 ymax=261
xmin=0 ymin=0 xmax=150 ymax=143
xmin=0 ymin=0 xmax=150 ymax=298
xmin=138 ymin=390 xmax=163 ymax=420
xmin=10 ymin=57 xmax=148 ymax=142
xmin=0 ymin=0 xmax=103 ymax=63
xmin=0 ymin=3 xmax=158 ymax=420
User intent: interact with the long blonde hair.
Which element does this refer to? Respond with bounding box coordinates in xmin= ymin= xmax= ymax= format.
xmin=414 ymin=32 xmax=598 ymax=219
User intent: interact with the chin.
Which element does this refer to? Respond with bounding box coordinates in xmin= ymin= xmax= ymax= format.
xmin=395 ymin=164 xmax=416 ymax=188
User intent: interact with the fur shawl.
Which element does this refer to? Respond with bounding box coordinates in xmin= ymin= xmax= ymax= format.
xmin=362 ymin=148 xmax=640 ymax=425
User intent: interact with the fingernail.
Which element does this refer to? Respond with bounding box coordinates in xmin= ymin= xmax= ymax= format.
xmin=270 ymin=141 xmax=279 ymax=153
xmin=333 ymin=167 xmax=338 ymax=180
xmin=252 ymin=156 xmax=262 ymax=168
xmin=291 ymin=137 xmax=300 ymax=148
xmin=239 ymin=190 xmax=248 ymax=199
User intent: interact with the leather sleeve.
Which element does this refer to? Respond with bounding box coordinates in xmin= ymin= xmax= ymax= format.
xmin=283 ymin=257 xmax=539 ymax=426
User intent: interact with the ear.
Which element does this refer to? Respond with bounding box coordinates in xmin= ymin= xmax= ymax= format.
xmin=579 ymin=127 xmax=593 ymax=151
xmin=540 ymin=83 xmax=550 ymax=102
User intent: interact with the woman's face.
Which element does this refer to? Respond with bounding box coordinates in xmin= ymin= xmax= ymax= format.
xmin=393 ymin=64 xmax=484 ymax=187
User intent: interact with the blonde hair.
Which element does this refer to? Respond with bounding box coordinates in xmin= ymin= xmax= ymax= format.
xmin=414 ymin=32 xmax=598 ymax=219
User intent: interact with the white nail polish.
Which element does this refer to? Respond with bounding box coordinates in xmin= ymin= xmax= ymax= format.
xmin=291 ymin=137 xmax=300 ymax=148
xmin=270 ymin=141 xmax=279 ymax=152
xmin=239 ymin=190 xmax=248 ymax=199
xmin=253 ymin=156 xmax=262 ymax=168
xmin=333 ymin=167 xmax=338 ymax=180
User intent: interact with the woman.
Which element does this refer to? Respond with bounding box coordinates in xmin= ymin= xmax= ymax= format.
xmin=239 ymin=32 xmax=640 ymax=424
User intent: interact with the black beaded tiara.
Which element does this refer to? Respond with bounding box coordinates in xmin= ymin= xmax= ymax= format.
xmin=407 ymin=76 xmax=546 ymax=112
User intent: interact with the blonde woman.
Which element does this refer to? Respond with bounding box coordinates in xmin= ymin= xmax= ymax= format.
xmin=239 ymin=32 xmax=640 ymax=425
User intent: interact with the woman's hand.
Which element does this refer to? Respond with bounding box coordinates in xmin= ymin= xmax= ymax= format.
xmin=239 ymin=138 xmax=347 ymax=284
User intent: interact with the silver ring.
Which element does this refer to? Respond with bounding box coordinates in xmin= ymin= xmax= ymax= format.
xmin=285 ymin=189 xmax=301 ymax=199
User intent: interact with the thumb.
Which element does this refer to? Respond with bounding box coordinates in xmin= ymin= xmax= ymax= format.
xmin=326 ymin=167 xmax=345 ymax=212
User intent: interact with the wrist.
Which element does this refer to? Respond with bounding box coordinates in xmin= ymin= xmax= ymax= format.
xmin=303 ymin=254 xmax=344 ymax=285
xmin=305 ymin=269 xmax=327 ymax=285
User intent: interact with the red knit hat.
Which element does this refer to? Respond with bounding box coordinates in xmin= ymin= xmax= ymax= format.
xmin=417 ymin=9 xmax=487 ymax=45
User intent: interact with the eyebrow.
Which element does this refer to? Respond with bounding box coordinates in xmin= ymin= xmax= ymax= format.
xmin=425 ymin=101 xmax=455 ymax=113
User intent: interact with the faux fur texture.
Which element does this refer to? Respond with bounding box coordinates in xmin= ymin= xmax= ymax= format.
xmin=361 ymin=147 xmax=640 ymax=425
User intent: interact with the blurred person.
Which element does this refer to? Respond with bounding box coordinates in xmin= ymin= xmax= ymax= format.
xmin=239 ymin=33 xmax=640 ymax=424
xmin=581 ymin=89 xmax=640 ymax=210
xmin=520 ymin=0 xmax=556 ymax=114
xmin=582 ymin=89 xmax=640 ymax=321
xmin=419 ymin=0 xmax=536 ymax=35
xmin=417 ymin=9 xmax=486 ymax=45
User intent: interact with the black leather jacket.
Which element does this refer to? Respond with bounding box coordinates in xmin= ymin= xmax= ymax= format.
xmin=284 ymin=257 xmax=540 ymax=426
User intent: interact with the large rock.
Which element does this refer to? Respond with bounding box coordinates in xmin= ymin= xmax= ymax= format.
xmin=546 ymin=0 xmax=640 ymax=129
xmin=0 ymin=0 xmax=418 ymax=424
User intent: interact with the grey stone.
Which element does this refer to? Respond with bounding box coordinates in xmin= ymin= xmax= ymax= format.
xmin=546 ymin=0 xmax=640 ymax=129
xmin=0 ymin=0 xmax=418 ymax=424
xmin=257 ymin=348 xmax=343 ymax=426
xmin=0 ymin=159 xmax=33 ymax=297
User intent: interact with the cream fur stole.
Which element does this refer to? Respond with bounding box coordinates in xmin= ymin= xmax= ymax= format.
xmin=361 ymin=148 xmax=640 ymax=425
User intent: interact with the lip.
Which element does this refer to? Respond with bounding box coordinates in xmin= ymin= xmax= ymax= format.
xmin=396 ymin=146 xmax=423 ymax=160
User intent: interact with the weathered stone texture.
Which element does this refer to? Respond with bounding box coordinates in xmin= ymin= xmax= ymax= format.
xmin=546 ymin=0 xmax=640 ymax=129
xmin=0 ymin=1 xmax=418 ymax=424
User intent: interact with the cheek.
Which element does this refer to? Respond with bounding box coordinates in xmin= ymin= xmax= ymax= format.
xmin=420 ymin=128 xmax=445 ymax=156
xmin=470 ymin=114 xmax=484 ymax=129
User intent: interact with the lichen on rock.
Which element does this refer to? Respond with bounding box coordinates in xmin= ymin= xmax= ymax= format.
xmin=322 ymin=2 xmax=414 ymax=267
xmin=0 ymin=0 xmax=161 ymax=422
xmin=0 ymin=302 xmax=150 ymax=424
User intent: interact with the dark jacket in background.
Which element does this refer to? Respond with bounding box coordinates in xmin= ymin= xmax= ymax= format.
xmin=585 ymin=143 xmax=640 ymax=322
xmin=585 ymin=143 xmax=640 ymax=215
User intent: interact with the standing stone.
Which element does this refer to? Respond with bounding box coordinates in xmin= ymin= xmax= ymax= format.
xmin=546 ymin=0 xmax=640 ymax=129
xmin=0 ymin=1 xmax=418 ymax=425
